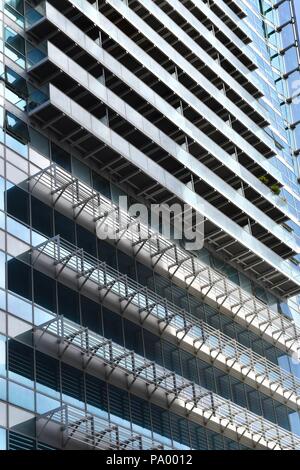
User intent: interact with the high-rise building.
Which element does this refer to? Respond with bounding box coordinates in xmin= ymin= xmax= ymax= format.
xmin=0 ymin=0 xmax=300 ymax=451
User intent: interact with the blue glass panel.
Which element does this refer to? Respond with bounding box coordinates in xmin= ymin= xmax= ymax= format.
xmin=9 ymin=382 xmax=34 ymax=411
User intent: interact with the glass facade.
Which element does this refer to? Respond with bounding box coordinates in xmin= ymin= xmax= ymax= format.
xmin=0 ymin=0 xmax=299 ymax=451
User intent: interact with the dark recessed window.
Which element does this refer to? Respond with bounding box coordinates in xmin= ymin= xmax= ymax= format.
xmin=36 ymin=350 xmax=60 ymax=393
xmin=76 ymin=225 xmax=96 ymax=257
xmin=58 ymin=284 xmax=80 ymax=323
xmin=7 ymin=259 xmax=31 ymax=300
xmin=102 ymin=308 xmax=123 ymax=346
xmin=51 ymin=143 xmax=71 ymax=172
xmin=80 ymin=295 xmax=102 ymax=334
xmin=130 ymin=395 xmax=151 ymax=431
xmin=6 ymin=186 xmax=29 ymax=225
xmin=5 ymin=111 xmax=29 ymax=143
xmin=117 ymin=251 xmax=136 ymax=280
xmin=97 ymin=239 xmax=117 ymax=269
xmin=108 ymin=383 xmax=130 ymax=422
xmin=92 ymin=172 xmax=111 ymax=199
xmin=151 ymin=404 xmax=171 ymax=442
xmin=54 ymin=211 xmax=75 ymax=244
xmin=86 ymin=375 xmax=108 ymax=412
xmin=31 ymin=197 xmax=53 ymax=237
xmin=33 ymin=270 xmax=56 ymax=312
xmin=61 ymin=363 xmax=84 ymax=402
xmin=123 ymin=318 xmax=143 ymax=355
xmin=8 ymin=340 xmax=34 ymax=381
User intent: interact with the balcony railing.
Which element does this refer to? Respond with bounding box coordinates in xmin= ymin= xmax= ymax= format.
xmin=33 ymin=314 xmax=300 ymax=450
xmin=25 ymin=164 xmax=300 ymax=356
xmin=16 ymin=228 xmax=300 ymax=412
xmin=24 ymin=4 xmax=300 ymax=296
xmin=38 ymin=404 xmax=167 ymax=450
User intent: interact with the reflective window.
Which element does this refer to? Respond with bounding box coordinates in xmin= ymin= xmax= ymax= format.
xmin=36 ymin=393 xmax=60 ymax=415
xmin=7 ymin=217 xmax=30 ymax=243
xmin=9 ymin=382 xmax=34 ymax=411
xmin=0 ymin=335 xmax=6 ymax=377
xmin=108 ymin=384 xmax=130 ymax=427
xmin=123 ymin=318 xmax=143 ymax=355
xmin=7 ymin=293 xmax=32 ymax=323
xmin=4 ymin=27 xmax=25 ymax=69
xmin=0 ymin=252 xmax=5 ymax=289
xmin=0 ymin=428 xmax=6 ymax=450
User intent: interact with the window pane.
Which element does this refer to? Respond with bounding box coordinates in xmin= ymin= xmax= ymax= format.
xmin=72 ymin=158 xmax=91 ymax=185
xmin=93 ymin=172 xmax=111 ymax=198
xmin=54 ymin=211 xmax=75 ymax=244
xmin=80 ymin=296 xmax=102 ymax=334
xmin=9 ymin=382 xmax=34 ymax=411
xmin=36 ymin=351 xmax=60 ymax=399
xmin=0 ymin=428 xmax=6 ymax=450
xmin=102 ymin=308 xmax=123 ymax=346
xmin=58 ymin=284 xmax=79 ymax=323
xmin=8 ymin=340 xmax=34 ymax=385
xmin=31 ymin=197 xmax=53 ymax=237
xmin=7 ymin=259 xmax=31 ymax=300
xmin=33 ymin=271 xmax=56 ymax=312
xmin=6 ymin=186 xmax=29 ymax=225
xmin=76 ymin=225 xmax=96 ymax=257
xmin=51 ymin=143 xmax=71 ymax=172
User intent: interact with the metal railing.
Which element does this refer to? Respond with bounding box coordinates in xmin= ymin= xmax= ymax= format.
xmin=38 ymin=404 xmax=167 ymax=450
xmin=34 ymin=314 xmax=300 ymax=450
xmin=18 ymin=227 xmax=300 ymax=411
xmin=26 ymin=164 xmax=300 ymax=356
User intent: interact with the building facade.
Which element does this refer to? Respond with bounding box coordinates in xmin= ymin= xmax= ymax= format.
xmin=0 ymin=0 xmax=299 ymax=450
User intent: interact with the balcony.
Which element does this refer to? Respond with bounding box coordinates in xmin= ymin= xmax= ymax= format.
xmin=30 ymin=314 xmax=300 ymax=450
xmin=24 ymin=83 xmax=300 ymax=296
xmin=26 ymin=0 xmax=281 ymax=164
xmin=24 ymin=2 xmax=293 ymax=197
xmin=222 ymin=0 xmax=247 ymax=19
xmin=207 ymin=0 xmax=251 ymax=42
xmin=37 ymin=405 xmax=168 ymax=450
xmin=27 ymin=40 xmax=298 ymax=230
xmin=12 ymin=233 xmax=300 ymax=412
xmin=22 ymin=165 xmax=300 ymax=347
xmin=103 ymin=0 xmax=264 ymax=110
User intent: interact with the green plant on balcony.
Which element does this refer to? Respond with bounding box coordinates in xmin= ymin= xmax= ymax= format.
xmin=258 ymin=175 xmax=269 ymax=185
xmin=270 ymin=184 xmax=281 ymax=195
xmin=258 ymin=175 xmax=281 ymax=196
